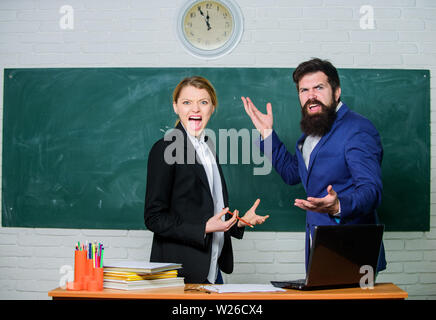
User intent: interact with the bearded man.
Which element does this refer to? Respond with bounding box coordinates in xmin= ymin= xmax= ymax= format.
xmin=241 ymin=58 xmax=386 ymax=273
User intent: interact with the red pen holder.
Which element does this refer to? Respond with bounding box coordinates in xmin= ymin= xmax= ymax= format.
xmin=74 ymin=250 xmax=87 ymax=283
xmin=86 ymin=258 xmax=94 ymax=276
xmin=67 ymin=245 xmax=104 ymax=291
xmin=67 ymin=250 xmax=87 ymax=291
xmin=87 ymin=267 xmax=104 ymax=291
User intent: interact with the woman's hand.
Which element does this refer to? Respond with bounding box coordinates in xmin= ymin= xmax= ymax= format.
xmin=205 ymin=207 xmax=238 ymax=234
xmin=237 ymin=199 xmax=270 ymax=228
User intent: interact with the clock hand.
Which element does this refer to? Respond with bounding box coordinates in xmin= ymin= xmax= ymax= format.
xmin=197 ymin=6 xmax=212 ymax=30
xmin=206 ymin=11 xmax=211 ymax=30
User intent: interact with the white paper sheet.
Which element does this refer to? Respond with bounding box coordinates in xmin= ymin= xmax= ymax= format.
xmin=201 ymin=284 xmax=286 ymax=293
xmin=104 ymin=260 xmax=181 ymax=270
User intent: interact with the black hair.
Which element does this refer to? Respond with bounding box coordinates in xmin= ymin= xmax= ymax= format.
xmin=292 ymin=58 xmax=340 ymax=94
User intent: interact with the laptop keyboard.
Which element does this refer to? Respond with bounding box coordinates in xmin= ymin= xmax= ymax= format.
xmin=271 ymin=279 xmax=306 ymax=289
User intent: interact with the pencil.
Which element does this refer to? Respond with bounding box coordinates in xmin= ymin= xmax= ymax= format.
xmin=227 ymin=210 xmax=254 ymax=228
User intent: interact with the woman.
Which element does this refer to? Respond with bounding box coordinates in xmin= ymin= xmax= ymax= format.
xmin=144 ymin=76 xmax=269 ymax=284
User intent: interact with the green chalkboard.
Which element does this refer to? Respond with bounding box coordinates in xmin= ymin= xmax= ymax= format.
xmin=2 ymin=68 xmax=430 ymax=231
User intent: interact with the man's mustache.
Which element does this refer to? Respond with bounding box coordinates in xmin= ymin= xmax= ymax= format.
xmin=303 ymin=99 xmax=326 ymax=110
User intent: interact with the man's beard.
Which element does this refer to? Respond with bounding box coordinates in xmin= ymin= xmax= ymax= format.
xmin=300 ymin=99 xmax=337 ymax=137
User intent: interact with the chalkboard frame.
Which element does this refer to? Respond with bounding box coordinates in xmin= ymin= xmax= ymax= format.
xmin=2 ymin=67 xmax=430 ymax=231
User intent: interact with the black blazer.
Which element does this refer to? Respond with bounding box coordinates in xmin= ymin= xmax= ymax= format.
xmin=144 ymin=122 xmax=244 ymax=283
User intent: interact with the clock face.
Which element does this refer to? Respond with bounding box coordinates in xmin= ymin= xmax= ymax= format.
xmin=177 ymin=0 xmax=244 ymax=59
xmin=183 ymin=1 xmax=234 ymax=51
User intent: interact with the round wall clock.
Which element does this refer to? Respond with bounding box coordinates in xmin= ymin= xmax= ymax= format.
xmin=176 ymin=0 xmax=244 ymax=59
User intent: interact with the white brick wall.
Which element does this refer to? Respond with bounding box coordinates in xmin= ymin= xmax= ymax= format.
xmin=0 ymin=0 xmax=435 ymax=300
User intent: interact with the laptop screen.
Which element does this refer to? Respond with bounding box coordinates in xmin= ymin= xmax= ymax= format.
xmin=305 ymin=224 xmax=384 ymax=288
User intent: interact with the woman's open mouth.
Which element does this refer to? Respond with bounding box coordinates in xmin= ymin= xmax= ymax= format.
xmin=188 ymin=115 xmax=203 ymax=131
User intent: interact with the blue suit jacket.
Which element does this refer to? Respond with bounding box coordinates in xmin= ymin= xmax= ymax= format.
xmin=260 ymin=103 xmax=386 ymax=272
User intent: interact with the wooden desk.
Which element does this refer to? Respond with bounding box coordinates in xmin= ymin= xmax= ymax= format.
xmin=48 ymin=282 xmax=407 ymax=300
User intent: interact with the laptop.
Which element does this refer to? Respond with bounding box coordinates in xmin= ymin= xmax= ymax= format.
xmin=271 ymin=224 xmax=384 ymax=290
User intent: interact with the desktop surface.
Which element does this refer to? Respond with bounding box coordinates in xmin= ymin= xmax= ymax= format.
xmin=48 ymin=283 xmax=407 ymax=300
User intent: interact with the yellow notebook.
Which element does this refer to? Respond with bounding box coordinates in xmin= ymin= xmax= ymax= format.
xmin=104 ymin=270 xmax=178 ymax=281
xmin=104 ymin=261 xmax=182 ymax=274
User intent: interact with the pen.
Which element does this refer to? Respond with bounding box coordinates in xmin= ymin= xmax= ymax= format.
xmin=227 ymin=210 xmax=254 ymax=228
xmin=100 ymin=246 xmax=104 ymax=268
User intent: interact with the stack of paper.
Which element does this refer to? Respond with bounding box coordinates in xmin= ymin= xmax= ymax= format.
xmin=103 ymin=261 xmax=184 ymax=290
xmin=201 ymin=284 xmax=286 ymax=293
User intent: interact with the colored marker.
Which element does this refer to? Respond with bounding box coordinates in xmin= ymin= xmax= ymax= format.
xmin=227 ymin=210 xmax=254 ymax=228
